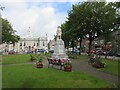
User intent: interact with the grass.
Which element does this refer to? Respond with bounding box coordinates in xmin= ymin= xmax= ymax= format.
xmin=2 ymin=64 xmax=117 ymax=88
xmin=2 ymin=53 xmax=49 ymax=65
xmin=99 ymin=58 xmax=119 ymax=77
xmin=2 ymin=53 xmax=119 ymax=88
xmin=2 ymin=54 xmax=31 ymax=65
xmin=3 ymin=53 xmax=118 ymax=76
xmin=68 ymin=53 xmax=119 ymax=77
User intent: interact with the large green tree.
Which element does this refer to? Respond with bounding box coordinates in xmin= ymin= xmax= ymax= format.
xmin=61 ymin=2 xmax=118 ymax=56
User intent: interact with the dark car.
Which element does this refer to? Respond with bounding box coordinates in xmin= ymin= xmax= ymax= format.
xmin=8 ymin=50 xmax=15 ymax=54
xmin=49 ymin=49 xmax=54 ymax=53
xmin=116 ymin=53 xmax=120 ymax=57
xmin=37 ymin=49 xmax=46 ymax=53
xmin=107 ymin=51 xmax=115 ymax=56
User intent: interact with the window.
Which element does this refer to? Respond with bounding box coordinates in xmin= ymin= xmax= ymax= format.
xmin=37 ymin=43 xmax=39 ymax=46
xmin=24 ymin=42 xmax=26 ymax=46
xmin=43 ymin=42 xmax=45 ymax=46
xmin=20 ymin=42 xmax=22 ymax=46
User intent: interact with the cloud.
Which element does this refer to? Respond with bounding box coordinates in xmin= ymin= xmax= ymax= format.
xmin=1 ymin=1 xmax=69 ymax=41
xmin=1 ymin=0 xmax=83 ymax=3
xmin=2 ymin=0 xmax=116 ymax=41
xmin=1 ymin=0 xmax=118 ymax=3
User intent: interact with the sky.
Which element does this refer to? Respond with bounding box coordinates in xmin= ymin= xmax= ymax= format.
xmin=0 ymin=0 xmax=118 ymax=41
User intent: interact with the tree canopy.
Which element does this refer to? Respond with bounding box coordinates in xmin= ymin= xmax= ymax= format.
xmin=1 ymin=18 xmax=20 ymax=44
xmin=61 ymin=2 xmax=118 ymax=54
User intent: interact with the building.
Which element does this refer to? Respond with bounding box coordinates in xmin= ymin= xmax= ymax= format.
xmin=93 ymin=29 xmax=120 ymax=52
xmin=0 ymin=28 xmax=48 ymax=53
xmin=48 ymin=39 xmax=55 ymax=50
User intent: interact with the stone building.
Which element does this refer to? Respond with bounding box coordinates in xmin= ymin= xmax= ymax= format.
xmin=15 ymin=29 xmax=48 ymax=52
xmin=0 ymin=28 xmax=48 ymax=53
xmin=48 ymin=39 xmax=55 ymax=51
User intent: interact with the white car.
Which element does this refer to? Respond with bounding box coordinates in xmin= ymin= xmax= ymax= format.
xmin=0 ymin=50 xmax=3 ymax=55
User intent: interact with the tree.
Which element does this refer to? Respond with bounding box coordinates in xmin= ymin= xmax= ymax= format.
xmin=68 ymin=3 xmax=88 ymax=54
xmin=1 ymin=18 xmax=20 ymax=44
xmin=96 ymin=2 xmax=118 ymax=58
xmin=61 ymin=2 xmax=118 ymax=56
xmin=61 ymin=21 xmax=74 ymax=49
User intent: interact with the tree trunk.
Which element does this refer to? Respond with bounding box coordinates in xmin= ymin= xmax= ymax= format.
xmin=13 ymin=42 xmax=15 ymax=51
xmin=88 ymin=39 xmax=92 ymax=56
xmin=79 ymin=38 xmax=82 ymax=55
xmin=104 ymin=41 xmax=107 ymax=59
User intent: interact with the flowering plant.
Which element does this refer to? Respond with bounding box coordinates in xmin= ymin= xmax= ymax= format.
xmin=36 ymin=56 xmax=43 ymax=68
xmin=64 ymin=60 xmax=72 ymax=68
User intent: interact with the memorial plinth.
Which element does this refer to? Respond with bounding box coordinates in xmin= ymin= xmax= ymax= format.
xmin=51 ymin=26 xmax=68 ymax=59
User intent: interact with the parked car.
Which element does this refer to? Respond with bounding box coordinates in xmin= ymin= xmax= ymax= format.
xmin=116 ymin=53 xmax=120 ymax=57
xmin=86 ymin=50 xmax=96 ymax=54
xmin=27 ymin=50 xmax=32 ymax=54
xmin=0 ymin=50 xmax=3 ymax=55
xmin=48 ymin=49 xmax=54 ymax=53
xmin=8 ymin=50 xmax=15 ymax=54
xmin=37 ymin=49 xmax=46 ymax=53
xmin=72 ymin=50 xmax=80 ymax=54
xmin=106 ymin=50 xmax=115 ymax=56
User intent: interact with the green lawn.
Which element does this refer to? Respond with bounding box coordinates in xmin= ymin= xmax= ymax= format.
xmin=2 ymin=54 xmax=31 ymax=65
xmin=2 ymin=54 xmax=47 ymax=65
xmin=2 ymin=64 xmax=117 ymax=88
xmin=2 ymin=53 xmax=119 ymax=88
xmin=99 ymin=58 xmax=119 ymax=77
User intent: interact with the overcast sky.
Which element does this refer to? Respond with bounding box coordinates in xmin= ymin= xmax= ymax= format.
xmin=0 ymin=0 xmax=118 ymax=41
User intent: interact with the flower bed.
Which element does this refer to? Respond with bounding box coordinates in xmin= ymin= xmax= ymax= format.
xmin=34 ymin=55 xmax=43 ymax=68
xmin=88 ymin=55 xmax=106 ymax=68
xmin=64 ymin=60 xmax=72 ymax=72
xmin=47 ymin=58 xmax=72 ymax=71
